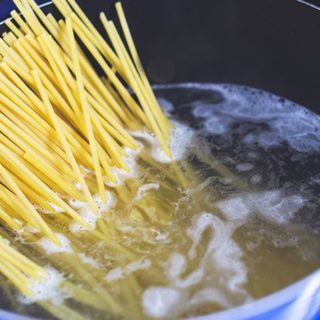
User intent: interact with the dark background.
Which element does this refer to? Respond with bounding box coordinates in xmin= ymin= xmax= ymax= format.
xmin=1 ymin=0 xmax=320 ymax=114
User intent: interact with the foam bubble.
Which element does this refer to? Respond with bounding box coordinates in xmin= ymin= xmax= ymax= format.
xmin=216 ymin=197 xmax=251 ymax=221
xmin=106 ymin=146 xmax=141 ymax=187
xmin=142 ymin=287 xmax=186 ymax=318
xmin=247 ymin=191 xmax=305 ymax=225
xmin=19 ymin=267 xmax=67 ymax=305
xmin=187 ymin=212 xmax=226 ymax=259
xmin=188 ymin=83 xmax=320 ymax=152
xmin=204 ymin=114 xmax=230 ymax=134
xmin=93 ymin=192 xmax=115 ymax=213
xmin=154 ymin=231 xmax=169 ymax=242
xmin=187 ymin=213 xmax=248 ymax=294
xmin=69 ymin=206 xmax=98 ymax=233
xmin=140 ymin=83 xmax=319 ymax=318
xmin=109 ymin=166 xmax=138 ymax=187
xmin=79 ymin=253 xmax=100 ymax=268
xmin=236 ymin=163 xmax=254 ymax=172
xmin=166 ymin=253 xmax=186 ymax=280
xmin=217 ymin=191 xmax=305 ymax=226
xmin=105 ymin=259 xmax=151 ymax=282
xmin=131 ymin=120 xmax=194 ymax=163
xmin=48 ymin=203 xmax=64 ymax=212
xmin=142 ymin=212 xmax=249 ymax=318
xmin=135 ymin=183 xmax=160 ymax=200
xmin=69 ymin=192 xmax=115 ymax=233
xmin=38 ymin=234 xmax=73 ymax=255
xmin=79 ymin=207 xmax=98 ymax=227
xmin=157 ymin=97 xmax=174 ymax=113
xmin=165 ymin=121 xmax=194 ymax=162
xmin=69 ymin=223 xmax=87 ymax=234
xmin=68 ymin=199 xmax=87 ymax=209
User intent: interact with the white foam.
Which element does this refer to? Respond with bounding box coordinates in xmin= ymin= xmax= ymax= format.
xmin=166 ymin=253 xmax=186 ymax=280
xmin=79 ymin=206 xmax=98 ymax=227
xmin=93 ymin=192 xmax=115 ymax=213
xmin=68 ymin=199 xmax=87 ymax=209
xmin=157 ymin=98 xmax=174 ymax=113
xmin=19 ymin=266 xmax=67 ymax=305
xmin=192 ymin=102 xmax=231 ymax=136
xmin=130 ymin=130 xmax=168 ymax=161
xmin=131 ymin=120 xmax=194 ymax=163
xmin=247 ymin=191 xmax=305 ymax=225
xmin=69 ymin=223 xmax=87 ymax=233
xmin=155 ymin=231 xmax=169 ymax=242
xmin=187 ymin=213 xmax=248 ymax=293
xmin=189 ymin=83 xmax=320 ymax=152
xmin=204 ymin=114 xmax=230 ymax=135
xmin=164 ymin=121 xmax=194 ymax=162
xmin=126 ymin=259 xmax=151 ymax=273
xmin=142 ymin=287 xmax=186 ymax=318
xmin=74 ymin=182 xmax=82 ymax=191
xmin=216 ymin=197 xmax=251 ymax=221
xmin=48 ymin=203 xmax=64 ymax=212
xmin=38 ymin=234 xmax=73 ymax=255
xmin=69 ymin=206 xmax=98 ymax=233
xmin=69 ymin=192 xmax=114 ymax=213
xmin=136 ymin=183 xmax=160 ymax=200
xmin=217 ymin=191 xmax=305 ymax=225
xmin=236 ymin=163 xmax=254 ymax=172
xmin=105 ymin=267 xmax=122 ymax=282
xmin=79 ymin=253 xmax=99 ymax=268
xmin=105 ymin=258 xmax=151 ymax=282
xmin=69 ymin=192 xmax=115 ymax=233
xmin=107 ymin=147 xmax=141 ymax=187
xmin=142 ymin=212 xmax=249 ymax=318
xmin=257 ymin=132 xmax=283 ymax=148
xmin=109 ymin=167 xmax=135 ymax=186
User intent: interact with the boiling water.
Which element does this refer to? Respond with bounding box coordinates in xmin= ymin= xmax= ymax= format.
xmin=0 ymin=83 xmax=319 ymax=319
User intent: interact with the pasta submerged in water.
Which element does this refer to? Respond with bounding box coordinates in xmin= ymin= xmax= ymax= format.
xmin=1 ymin=1 xmax=211 ymax=319
xmin=1 ymin=1 xmax=320 ymax=320
xmin=0 ymin=0 xmax=171 ymax=283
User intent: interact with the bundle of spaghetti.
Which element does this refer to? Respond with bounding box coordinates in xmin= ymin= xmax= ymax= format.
xmin=0 ymin=2 xmax=246 ymax=320
xmin=0 ymin=236 xmax=46 ymax=296
xmin=0 ymin=0 xmax=174 ymax=295
xmin=0 ymin=155 xmax=207 ymax=319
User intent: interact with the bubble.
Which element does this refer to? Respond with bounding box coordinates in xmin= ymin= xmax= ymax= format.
xmin=216 ymin=197 xmax=251 ymax=221
xmin=204 ymin=115 xmax=230 ymax=134
xmin=135 ymin=183 xmax=160 ymax=201
xmin=142 ymin=287 xmax=186 ymax=318
xmin=131 ymin=120 xmax=194 ymax=163
xmin=236 ymin=163 xmax=254 ymax=172
xmin=184 ymin=83 xmax=320 ymax=152
xmin=106 ymin=259 xmax=151 ymax=282
xmin=38 ymin=234 xmax=73 ymax=255
xmin=19 ymin=267 xmax=68 ymax=305
xmin=248 ymin=191 xmax=305 ymax=225
xmin=217 ymin=191 xmax=305 ymax=226
xmin=166 ymin=253 xmax=186 ymax=280
xmin=78 ymin=253 xmax=99 ymax=268
xmin=157 ymin=98 xmax=174 ymax=113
